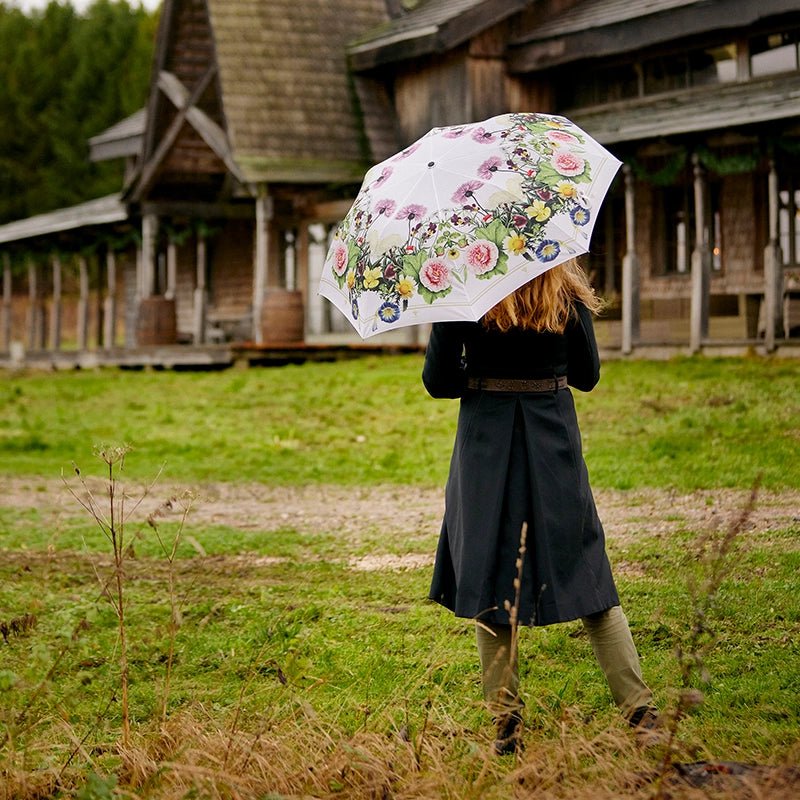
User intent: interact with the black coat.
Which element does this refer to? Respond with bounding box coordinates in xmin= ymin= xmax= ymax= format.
xmin=422 ymin=304 xmax=619 ymax=627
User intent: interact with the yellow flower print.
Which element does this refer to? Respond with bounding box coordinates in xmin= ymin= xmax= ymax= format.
xmin=504 ymin=233 xmax=526 ymax=256
xmin=346 ymin=270 xmax=356 ymax=290
xmin=446 ymin=247 xmax=461 ymax=260
xmin=526 ymin=200 xmax=551 ymax=222
xmin=397 ymin=274 xmax=416 ymax=300
xmin=363 ymin=267 xmax=382 ymax=289
xmin=556 ymin=181 xmax=578 ymax=199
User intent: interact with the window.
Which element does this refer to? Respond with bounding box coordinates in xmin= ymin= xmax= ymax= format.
xmin=658 ymin=184 xmax=722 ymax=275
xmin=689 ymin=43 xmax=738 ymax=86
xmin=751 ymin=31 xmax=799 ymax=77
xmin=643 ymin=54 xmax=690 ymax=94
xmin=779 ymin=179 xmax=800 ymax=267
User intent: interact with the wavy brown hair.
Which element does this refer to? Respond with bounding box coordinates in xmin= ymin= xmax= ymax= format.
xmin=482 ymin=258 xmax=602 ymax=333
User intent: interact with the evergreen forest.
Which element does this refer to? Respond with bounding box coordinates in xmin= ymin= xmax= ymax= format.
xmin=0 ymin=1 xmax=158 ymax=225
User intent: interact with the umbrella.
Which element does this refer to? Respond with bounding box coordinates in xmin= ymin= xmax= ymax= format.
xmin=318 ymin=112 xmax=621 ymax=338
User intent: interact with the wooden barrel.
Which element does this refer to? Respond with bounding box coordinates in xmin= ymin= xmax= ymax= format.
xmin=262 ymin=289 xmax=304 ymax=344
xmin=136 ymin=297 xmax=177 ymax=346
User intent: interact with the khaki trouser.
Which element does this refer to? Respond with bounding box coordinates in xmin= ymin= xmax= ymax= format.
xmin=476 ymin=605 xmax=653 ymax=719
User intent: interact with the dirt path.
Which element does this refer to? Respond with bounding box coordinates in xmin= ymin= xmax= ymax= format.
xmin=2 ymin=478 xmax=798 ymax=571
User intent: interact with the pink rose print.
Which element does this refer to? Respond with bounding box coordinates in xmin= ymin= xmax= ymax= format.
xmin=465 ymin=240 xmax=499 ymax=275
xmin=331 ymin=241 xmax=349 ymax=277
xmin=546 ymin=130 xmax=579 ymax=145
xmin=419 ymin=257 xmax=452 ymax=293
xmin=551 ymin=150 xmax=586 ymax=177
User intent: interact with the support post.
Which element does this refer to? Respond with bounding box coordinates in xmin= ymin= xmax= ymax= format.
xmin=690 ymin=154 xmax=711 ymax=353
xmin=27 ymin=260 xmax=44 ymax=350
xmin=103 ymin=249 xmax=117 ymax=350
xmin=763 ymin=159 xmax=783 ymax=352
xmin=621 ymin=165 xmax=640 ymax=355
xmin=165 ymin=239 xmax=177 ymax=300
xmin=2 ymin=253 xmax=11 ymax=352
xmin=50 ymin=255 xmax=62 ymax=352
xmin=77 ymin=256 xmax=90 ymax=351
xmin=141 ymin=213 xmax=158 ymax=299
xmin=193 ymin=232 xmax=208 ymax=344
xmin=253 ymin=186 xmax=273 ymax=344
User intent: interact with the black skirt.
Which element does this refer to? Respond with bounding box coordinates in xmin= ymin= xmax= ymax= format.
xmin=428 ymin=390 xmax=619 ymax=627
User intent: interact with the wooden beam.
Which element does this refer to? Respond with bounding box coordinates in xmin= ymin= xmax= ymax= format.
xmin=621 ymin=166 xmax=640 ymax=355
xmin=141 ymin=214 xmax=158 ymax=298
xmin=50 ymin=256 xmax=62 ymax=352
xmin=253 ymin=187 xmax=273 ymax=345
xmin=77 ymin=256 xmax=89 ymax=351
xmin=193 ymin=233 xmax=207 ymax=345
xmin=27 ymin=260 xmax=43 ymax=350
xmin=2 ymin=253 xmax=11 ymax=352
xmin=690 ymin=155 xmax=711 ymax=353
xmin=103 ymin=249 xmax=117 ymax=350
xmin=764 ymin=159 xmax=783 ymax=352
xmin=132 ymin=65 xmax=219 ymax=201
xmin=165 ymin=241 xmax=177 ymax=300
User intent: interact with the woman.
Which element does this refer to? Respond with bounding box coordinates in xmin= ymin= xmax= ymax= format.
xmin=422 ymin=259 xmax=656 ymax=754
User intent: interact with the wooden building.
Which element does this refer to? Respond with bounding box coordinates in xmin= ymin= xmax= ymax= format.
xmin=350 ymin=0 xmax=800 ymax=353
xmin=2 ymin=0 xmax=799 ymax=365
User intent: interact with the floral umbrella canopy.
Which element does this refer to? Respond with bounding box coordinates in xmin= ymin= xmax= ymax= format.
xmin=318 ymin=112 xmax=621 ymax=338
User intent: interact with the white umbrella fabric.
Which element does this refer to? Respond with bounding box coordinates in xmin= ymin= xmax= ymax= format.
xmin=318 ymin=112 xmax=621 ymax=338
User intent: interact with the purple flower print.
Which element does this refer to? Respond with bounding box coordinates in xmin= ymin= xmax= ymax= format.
xmin=570 ymin=206 xmax=590 ymax=226
xmin=396 ymin=204 xmax=427 ymax=221
xmin=471 ymin=127 xmax=497 ymax=144
xmin=394 ymin=142 xmax=421 ymax=160
xmin=384 ymin=262 xmax=398 ymax=280
xmin=374 ymin=198 xmax=396 ymax=217
xmin=478 ymin=156 xmax=503 ymax=180
xmin=443 ymin=126 xmax=470 ymax=139
xmin=372 ymin=167 xmax=393 ymax=186
xmin=452 ymin=181 xmax=484 ymax=205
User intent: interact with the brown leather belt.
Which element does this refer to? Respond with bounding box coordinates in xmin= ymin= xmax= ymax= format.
xmin=466 ymin=375 xmax=567 ymax=392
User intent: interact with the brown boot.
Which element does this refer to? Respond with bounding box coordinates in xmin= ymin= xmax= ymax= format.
xmin=494 ymin=710 xmax=523 ymax=755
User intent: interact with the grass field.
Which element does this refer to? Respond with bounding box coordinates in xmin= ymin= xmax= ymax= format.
xmin=1 ymin=355 xmax=799 ymax=799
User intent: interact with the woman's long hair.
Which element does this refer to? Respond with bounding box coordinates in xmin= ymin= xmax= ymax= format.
xmin=482 ymin=258 xmax=602 ymax=333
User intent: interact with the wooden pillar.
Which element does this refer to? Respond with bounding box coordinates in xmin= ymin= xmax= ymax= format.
xmin=103 ymin=249 xmax=117 ymax=350
xmin=141 ymin=213 xmax=158 ymax=299
xmin=193 ymin=233 xmax=207 ymax=344
xmin=764 ymin=159 xmax=783 ymax=352
xmin=2 ymin=253 xmax=11 ymax=352
xmin=77 ymin=256 xmax=90 ymax=351
xmin=621 ymin=165 xmax=640 ymax=355
xmin=49 ymin=255 xmax=62 ymax=352
xmin=690 ymin=154 xmax=711 ymax=353
xmin=253 ymin=186 xmax=273 ymax=344
xmin=165 ymin=239 xmax=177 ymax=300
xmin=27 ymin=259 xmax=44 ymax=350
xmin=604 ymin=209 xmax=616 ymax=296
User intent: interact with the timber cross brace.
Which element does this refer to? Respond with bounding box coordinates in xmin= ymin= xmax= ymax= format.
xmin=130 ymin=64 xmax=243 ymax=201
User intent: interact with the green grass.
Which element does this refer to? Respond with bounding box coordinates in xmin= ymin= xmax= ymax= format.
xmin=0 ymin=355 xmax=799 ymax=489
xmin=1 ymin=355 xmax=799 ymax=798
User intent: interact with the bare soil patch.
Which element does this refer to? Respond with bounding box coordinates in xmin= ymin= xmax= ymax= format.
xmin=2 ymin=478 xmax=798 ymax=572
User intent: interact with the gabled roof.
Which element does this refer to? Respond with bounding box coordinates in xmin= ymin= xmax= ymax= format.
xmin=206 ymin=0 xmax=392 ymax=183
xmin=570 ymin=72 xmax=800 ymax=144
xmin=348 ymin=0 xmax=530 ymax=70
xmin=0 ymin=194 xmax=127 ymax=245
xmin=89 ymin=108 xmax=147 ymax=162
xmin=508 ymin=0 xmax=800 ymax=71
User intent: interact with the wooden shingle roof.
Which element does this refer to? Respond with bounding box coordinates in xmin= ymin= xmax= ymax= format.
xmin=570 ymin=72 xmax=800 ymax=144
xmin=206 ymin=0 xmax=390 ymax=184
xmin=348 ymin=0 xmax=530 ymax=70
